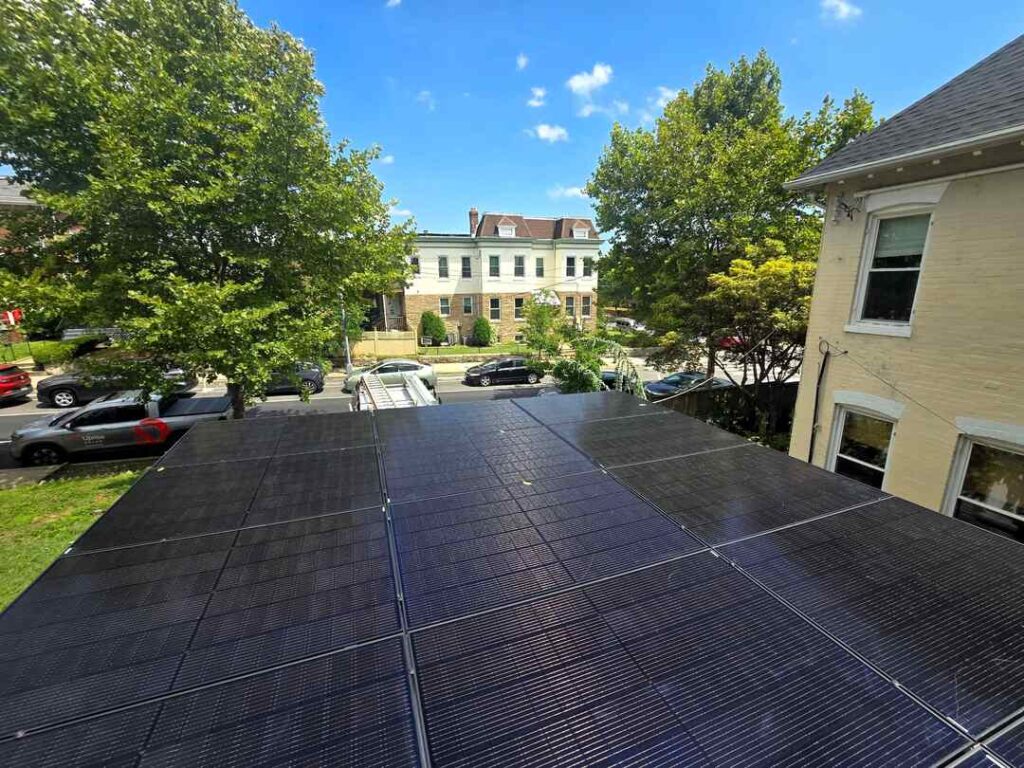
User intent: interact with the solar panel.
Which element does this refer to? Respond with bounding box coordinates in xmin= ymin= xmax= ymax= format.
xmin=2 ymin=395 xmax=1020 ymax=768
xmin=611 ymin=442 xmax=887 ymax=544
xmin=412 ymin=552 xmax=968 ymax=768
xmin=721 ymin=497 xmax=1024 ymax=737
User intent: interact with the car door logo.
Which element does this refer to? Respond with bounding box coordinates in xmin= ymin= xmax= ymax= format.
xmin=134 ymin=417 xmax=171 ymax=444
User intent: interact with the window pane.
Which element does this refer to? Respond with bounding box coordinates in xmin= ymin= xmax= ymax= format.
xmin=955 ymin=499 xmax=1024 ymax=543
xmin=462 ymin=257 xmax=471 ymax=277
xmin=835 ymin=455 xmax=886 ymax=489
xmin=566 ymin=257 xmax=575 ymax=277
xmin=582 ymin=297 xmax=591 ymax=316
xmin=583 ymin=258 xmax=593 ymax=277
xmin=438 ymin=257 xmax=448 ymax=278
xmin=536 ymin=258 xmax=544 ymax=277
xmin=462 ymin=297 xmax=472 ymax=313
xmin=862 ymin=270 xmax=920 ymax=322
xmin=489 ymin=255 xmax=499 ymax=276
xmin=960 ymin=444 xmax=1024 ymax=517
xmin=839 ymin=411 xmax=892 ymax=469
xmin=873 ymin=215 xmax=928 ymax=267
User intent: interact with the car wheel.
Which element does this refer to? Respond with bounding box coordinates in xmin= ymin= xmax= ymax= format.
xmin=299 ymin=380 xmax=318 ymax=395
xmin=526 ymin=372 xmax=539 ymax=385
xmin=51 ymin=389 xmax=78 ymax=408
xmin=24 ymin=444 xmax=65 ymax=466
xmin=479 ymin=375 xmax=492 ymax=387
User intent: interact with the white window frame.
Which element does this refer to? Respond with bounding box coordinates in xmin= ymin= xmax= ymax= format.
xmin=410 ymin=256 xmax=421 ymax=275
xmin=583 ymin=257 xmax=593 ymax=278
xmin=565 ymin=256 xmax=576 ymax=278
xmin=489 ymin=297 xmax=501 ymax=320
xmin=535 ymin=257 xmax=545 ymax=277
xmin=825 ymin=404 xmax=897 ymax=490
xmin=941 ymin=418 xmax=1024 ymax=523
xmin=439 ymin=297 xmax=450 ymax=316
xmin=581 ymin=296 xmax=591 ymax=317
xmin=462 ymin=296 xmax=473 ymax=314
xmin=514 ymin=255 xmax=525 ymax=278
xmin=498 ymin=224 xmax=516 ymax=238
xmin=489 ymin=255 xmax=500 ymax=278
xmin=461 ymin=256 xmax=472 ymax=278
xmin=845 ymin=205 xmax=934 ymax=338
xmin=565 ymin=296 xmax=575 ymax=316
xmin=438 ymin=255 xmax=449 ymax=280
xmin=514 ymin=297 xmax=524 ymax=320
xmin=573 ymin=226 xmax=589 ymax=239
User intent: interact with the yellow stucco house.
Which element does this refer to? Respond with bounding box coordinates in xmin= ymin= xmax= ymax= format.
xmin=787 ymin=34 xmax=1024 ymax=544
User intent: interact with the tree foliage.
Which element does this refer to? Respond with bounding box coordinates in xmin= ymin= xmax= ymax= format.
xmin=471 ymin=316 xmax=494 ymax=347
xmin=419 ymin=311 xmax=447 ymax=345
xmin=587 ymin=51 xmax=874 ymax=353
xmin=521 ymin=290 xmax=568 ymax=370
xmin=0 ymin=0 xmax=412 ymax=415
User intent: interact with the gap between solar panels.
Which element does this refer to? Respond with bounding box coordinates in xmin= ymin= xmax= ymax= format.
xmin=507 ymin=396 xmax=982 ymax=749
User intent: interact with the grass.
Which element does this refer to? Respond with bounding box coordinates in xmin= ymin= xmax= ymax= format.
xmin=0 ymin=341 xmax=33 ymax=363
xmin=0 ymin=469 xmax=142 ymax=609
xmin=417 ymin=342 xmax=525 ymax=356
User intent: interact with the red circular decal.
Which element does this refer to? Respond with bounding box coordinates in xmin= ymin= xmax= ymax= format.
xmin=134 ymin=417 xmax=172 ymax=444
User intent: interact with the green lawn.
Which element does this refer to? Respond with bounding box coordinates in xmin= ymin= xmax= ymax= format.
xmin=417 ymin=342 xmax=525 ymax=356
xmin=0 ymin=341 xmax=33 ymax=363
xmin=0 ymin=469 xmax=142 ymax=609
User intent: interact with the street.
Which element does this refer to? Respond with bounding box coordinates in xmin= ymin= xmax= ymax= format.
xmin=0 ymin=374 xmax=558 ymax=469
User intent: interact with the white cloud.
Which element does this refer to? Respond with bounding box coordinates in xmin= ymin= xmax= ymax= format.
xmin=529 ymin=124 xmax=569 ymax=143
xmin=612 ymin=99 xmax=629 ymax=115
xmin=548 ymin=184 xmax=588 ymax=200
xmin=516 ymin=52 xmax=529 ymax=71
xmin=639 ymin=86 xmax=679 ymax=125
xmin=527 ymin=87 xmax=546 ymax=108
xmin=416 ymin=90 xmax=437 ymax=111
xmin=379 ymin=154 xmax=395 ymax=165
xmin=566 ymin=63 xmax=613 ymax=96
xmin=821 ymin=0 xmax=862 ymax=21
xmin=578 ymin=100 xmax=629 ymax=119
xmin=654 ymin=86 xmax=677 ymax=109
xmin=385 ymin=0 xmax=401 ymax=7
xmin=390 ymin=206 xmax=412 ymax=217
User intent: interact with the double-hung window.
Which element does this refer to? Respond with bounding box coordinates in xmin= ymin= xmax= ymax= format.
xmin=489 ymin=255 xmax=500 ymax=277
xmin=565 ymin=296 xmax=575 ymax=316
xmin=514 ymin=255 xmax=525 ymax=277
xmin=829 ymin=408 xmax=894 ymax=489
xmin=566 ymin=256 xmax=576 ymax=278
xmin=949 ymin=441 xmax=1024 ymax=542
xmin=855 ymin=213 xmax=930 ymax=327
xmin=535 ymin=257 xmax=545 ymax=277
xmin=514 ymin=297 xmax=524 ymax=319
xmin=461 ymin=256 xmax=472 ymax=278
xmin=582 ymin=296 xmax=591 ymax=317
xmin=462 ymin=296 xmax=473 ymax=314
xmin=489 ymin=298 xmax=501 ymax=320
xmin=583 ymin=257 xmax=593 ymax=277
xmin=438 ymin=256 xmax=449 ymax=279
xmin=410 ymin=256 xmax=420 ymax=275
xmin=439 ymin=297 xmax=450 ymax=316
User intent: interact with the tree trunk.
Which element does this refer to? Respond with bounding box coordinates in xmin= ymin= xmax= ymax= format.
xmin=227 ymin=382 xmax=245 ymax=420
xmin=704 ymin=340 xmax=716 ymax=389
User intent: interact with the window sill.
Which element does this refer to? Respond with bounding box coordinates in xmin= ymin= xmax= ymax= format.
xmin=843 ymin=322 xmax=913 ymax=338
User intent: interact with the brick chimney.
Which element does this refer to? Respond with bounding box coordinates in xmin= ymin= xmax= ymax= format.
xmin=469 ymin=207 xmax=479 ymax=235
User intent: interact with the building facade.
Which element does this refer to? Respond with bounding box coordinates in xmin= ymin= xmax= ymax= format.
xmin=787 ymin=35 xmax=1024 ymax=543
xmin=396 ymin=209 xmax=600 ymax=342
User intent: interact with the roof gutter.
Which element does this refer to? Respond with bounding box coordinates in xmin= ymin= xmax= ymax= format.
xmin=784 ymin=122 xmax=1024 ymax=190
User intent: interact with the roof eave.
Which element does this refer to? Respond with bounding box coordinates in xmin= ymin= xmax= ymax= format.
xmin=785 ymin=123 xmax=1024 ymax=191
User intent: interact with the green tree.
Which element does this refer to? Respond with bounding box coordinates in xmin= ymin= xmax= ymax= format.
xmin=0 ymin=0 xmax=411 ymax=416
xmin=521 ymin=290 xmax=568 ymax=372
xmin=419 ymin=311 xmax=447 ymax=346
xmin=588 ymin=51 xmax=874 ymax=377
xmin=471 ymin=316 xmax=494 ymax=347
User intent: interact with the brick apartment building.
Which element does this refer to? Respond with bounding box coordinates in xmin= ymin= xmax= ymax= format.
xmin=391 ymin=208 xmax=601 ymax=343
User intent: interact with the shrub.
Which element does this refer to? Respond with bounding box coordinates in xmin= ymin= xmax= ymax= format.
xmin=471 ymin=316 xmax=494 ymax=347
xmin=419 ymin=311 xmax=447 ymax=345
xmin=30 ymin=336 xmax=106 ymax=368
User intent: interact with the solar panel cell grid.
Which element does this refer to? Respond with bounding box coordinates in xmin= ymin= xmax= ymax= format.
xmin=513 ymin=390 xmax=662 ymax=425
xmin=413 ymin=553 xmax=967 ymax=768
xmin=722 ymin=497 xmax=1024 ymax=737
xmin=159 ymin=418 xmax=285 ymax=467
xmin=611 ymin=443 xmax=887 ymax=544
xmin=990 ymin=721 xmax=1024 ymax=767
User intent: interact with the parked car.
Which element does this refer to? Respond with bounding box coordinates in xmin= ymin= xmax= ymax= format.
xmin=600 ymin=370 xmax=628 ymax=391
xmin=9 ymin=391 xmax=231 ymax=465
xmin=644 ymin=371 xmax=731 ymax=401
xmin=265 ymin=363 xmax=324 ymax=395
xmin=0 ymin=364 xmax=32 ymax=404
xmin=464 ymin=357 xmax=540 ymax=387
xmin=342 ymin=360 xmax=436 ymax=393
xmin=36 ymin=364 xmax=196 ymax=408
xmin=605 ymin=317 xmax=646 ymax=332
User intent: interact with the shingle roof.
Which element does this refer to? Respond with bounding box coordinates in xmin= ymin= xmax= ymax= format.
xmin=474 ymin=212 xmax=598 ymax=239
xmin=790 ymin=34 xmax=1024 ymax=188
xmin=0 ymin=178 xmax=36 ymax=207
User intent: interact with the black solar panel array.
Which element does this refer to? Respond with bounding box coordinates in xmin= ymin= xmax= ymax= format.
xmin=1 ymin=391 xmax=1020 ymax=767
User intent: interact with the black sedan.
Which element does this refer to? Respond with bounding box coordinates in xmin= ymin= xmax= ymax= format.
xmin=464 ymin=357 xmax=540 ymax=387
xmin=644 ymin=371 xmax=731 ymax=401
xmin=265 ymin=363 xmax=325 ymax=395
xmin=36 ymin=367 xmax=196 ymax=408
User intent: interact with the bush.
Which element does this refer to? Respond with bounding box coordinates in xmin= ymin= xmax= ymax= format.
xmin=471 ymin=316 xmax=494 ymax=347
xmin=419 ymin=311 xmax=447 ymax=346
xmin=30 ymin=335 xmax=108 ymax=368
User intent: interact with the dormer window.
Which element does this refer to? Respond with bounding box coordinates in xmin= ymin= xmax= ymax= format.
xmin=572 ymin=224 xmax=589 ymax=239
xmin=498 ymin=224 xmax=516 ymax=238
